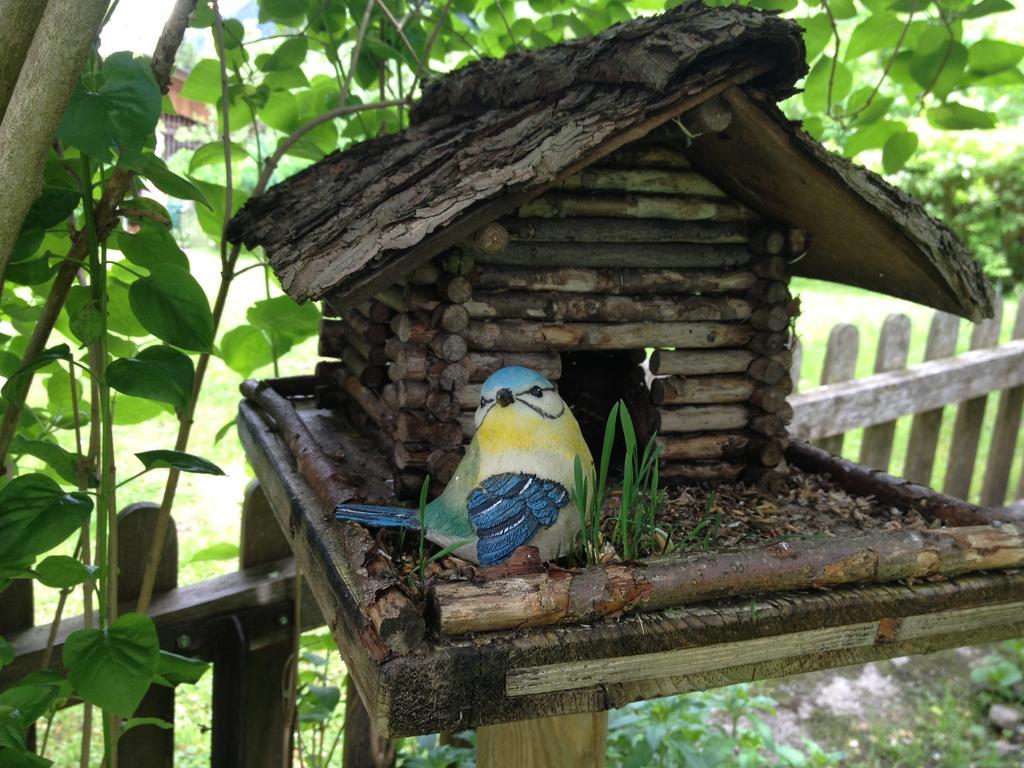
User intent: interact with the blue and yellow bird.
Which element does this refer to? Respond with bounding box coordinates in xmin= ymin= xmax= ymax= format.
xmin=335 ymin=366 xmax=594 ymax=565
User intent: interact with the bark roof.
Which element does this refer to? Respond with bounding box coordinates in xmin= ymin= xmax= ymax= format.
xmin=226 ymin=1 xmax=992 ymax=319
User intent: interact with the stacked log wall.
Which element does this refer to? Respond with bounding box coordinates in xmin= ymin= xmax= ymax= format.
xmin=316 ymin=127 xmax=800 ymax=494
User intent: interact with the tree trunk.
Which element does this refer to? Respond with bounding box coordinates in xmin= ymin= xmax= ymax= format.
xmin=0 ymin=0 xmax=48 ymax=121
xmin=0 ymin=0 xmax=109 ymax=283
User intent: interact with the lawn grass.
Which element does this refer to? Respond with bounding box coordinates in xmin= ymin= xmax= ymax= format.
xmin=24 ymin=260 xmax=1024 ymax=764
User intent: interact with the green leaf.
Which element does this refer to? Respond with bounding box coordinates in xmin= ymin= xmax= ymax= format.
xmin=798 ymin=15 xmax=832 ymax=63
xmin=844 ymin=87 xmax=894 ymax=126
xmin=262 ymin=67 xmax=310 ymax=91
xmin=152 ymin=650 xmax=210 ymax=687
xmin=927 ymin=102 xmax=998 ymax=129
xmin=129 ymin=265 xmax=214 ymax=352
xmin=214 ymin=417 xmax=237 ymax=443
xmin=882 ymin=130 xmax=918 ymax=173
xmin=0 ymin=636 xmax=13 ymax=669
xmin=107 ymin=278 xmax=149 ymax=337
xmin=188 ymin=141 xmax=251 ymax=173
xmin=260 ymin=37 xmax=308 ymax=71
xmin=121 ymin=717 xmax=173 ymax=734
xmin=844 ymin=119 xmax=905 ymax=157
xmin=247 ymin=295 xmax=320 ymax=347
xmin=968 ymin=39 xmax=1024 ymax=75
xmin=5 ymin=253 xmax=59 ymax=287
xmin=258 ymin=90 xmax=299 ymax=133
xmin=828 ymin=0 xmax=857 ymax=19
xmin=33 ymin=556 xmax=93 ymax=589
xmin=259 ymin=0 xmax=307 ymax=24
xmin=107 ymin=345 xmax=194 ymax=411
xmin=20 ymin=185 xmax=80 ymax=232
xmin=802 ymin=56 xmax=852 ymax=114
xmin=298 ymin=684 xmax=341 ymax=723
xmin=139 ymin=154 xmax=211 ymax=208
xmin=2 ymin=345 xmax=71 ymax=401
xmin=10 ymin=436 xmax=82 ymax=486
xmin=64 ymin=613 xmax=160 ymax=717
xmin=0 ymin=749 xmax=53 ymax=767
xmin=963 ymin=0 xmax=1014 ymax=18
xmin=845 ymin=14 xmax=903 ymax=60
xmin=221 ymin=17 xmax=245 ymax=48
xmin=0 ymin=677 xmax=64 ymax=753
xmin=112 ymin=394 xmax=172 ymax=425
xmin=188 ymin=179 xmax=249 ymax=240
xmin=116 ymin=224 xmax=189 ymax=272
xmin=187 ymin=542 xmax=239 ymax=563
xmin=219 ymin=325 xmax=274 ymax=376
xmin=58 ymin=52 xmax=161 ymax=166
xmin=179 ymin=59 xmax=221 ymax=104
xmin=909 ymin=38 xmax=967 ymax=100
xmin=0 ymin=474 xmax=92 ymax=569
xmin=135 ymin=450 xmax=225 ymax=475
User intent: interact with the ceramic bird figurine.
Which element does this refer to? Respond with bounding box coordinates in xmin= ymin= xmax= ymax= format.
xmin=335 ymin=366 xmax=594 ymax=566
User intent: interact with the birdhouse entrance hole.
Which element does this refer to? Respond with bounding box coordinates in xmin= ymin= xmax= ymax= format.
xmin=557 ymin=350 xmax=655 ymax=473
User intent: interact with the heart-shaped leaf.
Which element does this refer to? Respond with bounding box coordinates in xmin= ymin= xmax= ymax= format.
xmin=1 ymin=346 xmax=71 ymax=401
xmin=0 ymin=474 xmax=92 ymax=568
xmin=129 ymin=266 xmax=214 ymax=352
xmin=134 ymin=450 xmax=225 ymax=476
xmin=152 ymin=650 xmax=210 ymax=687
xmin=138 ymin=154 xmax=211 ymax=208
xmin=64 ymin=613 xmax=160 ymax=717
xmin=33 ymin=556 xmax=94 ymax=589
xmin=107 ymin=346 xmax=195 ymax=412
xmin=10 ymin=436 xmax=84 ymax=486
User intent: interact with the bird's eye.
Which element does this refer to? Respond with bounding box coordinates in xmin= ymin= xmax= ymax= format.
xmin=480 ymin=396 xmax=486 ymax=407
xmin=529 ymin=386 xmax=543 ymax=398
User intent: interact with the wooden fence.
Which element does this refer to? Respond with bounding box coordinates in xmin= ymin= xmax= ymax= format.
xmin=789 ymin=295 xmax=1024 ymax=508
xmin=3 ymin=297 xmax=1023 ymax=766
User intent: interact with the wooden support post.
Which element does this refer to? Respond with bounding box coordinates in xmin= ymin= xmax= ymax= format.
xmin=858 ymin=314 xmax=911 ymax=471
xmin=815 ymin=323 xmax=859 ymax=456
xmin=343 ymin=675 xmax=396 ymax=768
xmin=117 ymin=502 xmax=177 ymax=768
xmin=981 ymin=301 xmax=1024 ymax=506
xmin=477 ymin=712 xmax=608 ymax=768
xmin=944 ymin=297 xmax=1003 ymax=499
xmin=243 ymin=481 xmax=295 ymax=768
xmin=0 ymin=575 xmax=34 ymax=752
xmin=211 ymin=482 xmax=299 ymax=768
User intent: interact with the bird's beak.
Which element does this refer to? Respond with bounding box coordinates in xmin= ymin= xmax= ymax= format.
xmin=496 ymin=388 xmax=514 ymax=407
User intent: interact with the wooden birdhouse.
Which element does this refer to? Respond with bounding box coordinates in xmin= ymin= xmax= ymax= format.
xmin=229 ymin=7 xmax=991 ymax=502
xmin=227 ymin=2 xmax=1019 ymax=741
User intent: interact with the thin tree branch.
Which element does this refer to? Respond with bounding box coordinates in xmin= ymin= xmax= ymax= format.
xmin=819 ymin=0 xmax=841 ymax=119
xmin=833 ymin=1 xmax=918 ymax=124
xmin=410 ymin=0 xmax=455 ymax=93
xmin=373 ymin=0 xmax=421 ymax=69
xmin=213 ymin=1 xmax=233 ymax=267
xmin=338 ymin=0 xmax=376 ymax=109
xmin=0 ymin=0 xmax=196 ymax=473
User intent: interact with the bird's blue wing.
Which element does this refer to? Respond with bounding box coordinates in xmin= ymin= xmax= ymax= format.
xmin=467 ymin=473 xmax=570 ymax=565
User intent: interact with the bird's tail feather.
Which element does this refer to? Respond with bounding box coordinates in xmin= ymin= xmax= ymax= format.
xmin=335 ymin=503 xmax=421 ymax=529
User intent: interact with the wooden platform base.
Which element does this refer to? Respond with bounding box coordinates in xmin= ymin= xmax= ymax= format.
xmin=236 ymin=395 xmax=1024 ymax=738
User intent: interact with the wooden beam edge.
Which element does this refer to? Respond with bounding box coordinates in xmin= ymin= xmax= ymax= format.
xmin=236 ymin=400 xmax=390 ymax=732
xmin=504 ymin=598 xmax=1024 ymax=696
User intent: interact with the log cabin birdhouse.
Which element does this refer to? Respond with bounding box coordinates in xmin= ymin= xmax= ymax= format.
xmin=228 ymin=3 xmax=993 ymax=500
xmin=226 ymin=3 xmax=1021 ymax=739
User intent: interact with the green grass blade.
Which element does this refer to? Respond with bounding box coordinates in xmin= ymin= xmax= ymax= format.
xmin=427 ymin=539 xmax=473 ymax=566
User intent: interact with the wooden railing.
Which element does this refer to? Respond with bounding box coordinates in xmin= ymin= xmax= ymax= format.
xmin=789 ymin=295 xmax=1024 ymax=508
xmin=3 ymin=296 xmax=1023 ymax=766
